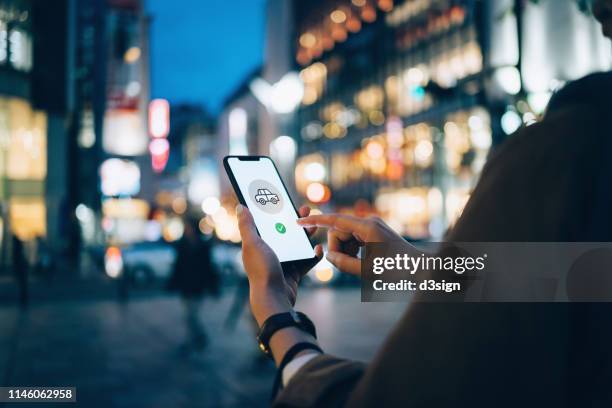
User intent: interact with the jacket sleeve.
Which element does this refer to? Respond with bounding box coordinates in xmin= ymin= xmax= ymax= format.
xmin=273 ymin=354 xmax=366 ymax=407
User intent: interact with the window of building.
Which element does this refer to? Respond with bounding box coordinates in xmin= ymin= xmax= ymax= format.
xmin=9 ymin=27 xmax=32 ymax=71
xmin=1 ymin=98 xmax=47 ymax=180
xmin=9 ymin=197 xmax=46 ymax=240
xmin=0 ymin=20 xmax=7 ymax=63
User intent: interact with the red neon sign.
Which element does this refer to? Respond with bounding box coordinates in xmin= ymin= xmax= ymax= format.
xmin=148 ymin=99 xmax=170 ymax=138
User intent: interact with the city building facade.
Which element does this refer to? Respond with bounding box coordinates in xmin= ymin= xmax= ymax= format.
xmin=290 ymin=0 xmax=611 ymax=240
xmin=0 ymin=0 xmax=75 ymax=268
xmin=73 ymin=0 xmax=153 ymax=248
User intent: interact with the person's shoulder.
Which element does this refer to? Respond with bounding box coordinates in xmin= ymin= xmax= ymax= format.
xmin=547 ymin=71 xmax=612 ymax=115
xmin=484 ymin=101 xmax=606 ymax=176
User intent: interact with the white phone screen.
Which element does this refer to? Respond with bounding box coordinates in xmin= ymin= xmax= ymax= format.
xmin=227 ymin=157 xmax=315 ymax=262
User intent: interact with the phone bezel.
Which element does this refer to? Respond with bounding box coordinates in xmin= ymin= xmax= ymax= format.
xmin=223 ymin=155 xmax=319 ymax=269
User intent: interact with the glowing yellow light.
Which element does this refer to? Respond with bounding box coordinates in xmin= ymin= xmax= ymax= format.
xmin=355 ymin=86 xmax=384 ymax=111
xmin=368 ymin=110 xmax=385 ymax=126
xmin=299 ymin=32 xmax=316 ymax=48
xmin=199 ymin=218 xmax=213 ymax=235
xmin=201 ymin=196 xmax=221 ymax=214
xmin=463 ymin=42 xmax=483 ymax=74
xmin=370 ymin=159 xmax=386 ymax=174
xmin=331 ymin=26 xmax=347 ymax=42
xmin=211 ymin=206 xmax=228 ymax=223
xmin=321 ymin=35 xmax=334 ymax=50
xmin=304 ymin=162 xmax=326 ymax=182
xmin=385 ymin=75 xmax=399 ymax=101
xmin=352 ymin=0 xmax=366 ymax=6
xmin=468 ymin=115 xmax=483 ymax=131
xmin=346 ymin=17 xmax=362 ymax=33
xmin=404 ymin=194 xmax=427 ymax=218
xmin=378 ymin=0 xmax=394 ymax=12
xmin=300 ymin=62 xmax=327 ymax=82
xmin=446 ymin=150 xmax=462 ymax=172
xmin=444 ymin=121 xmax=470 ymax=154
xmin=404 ymin=67 xmax=427 ymax=85
xmin=361 ymin=5 xmax=377 ymax=22
xmin=470 ymin=130 xmax=492 ymax=150
xmin=323 ymin=122 xmax=346 ymax=139
xmin=171 ymin=196 xmax=187 ymax=215
xmin=124 ymin=46 xmax=141 ymax=64
xmin=9 ymin=198 xmax=46 ymax=240
xmin=494 ymin=66 xmax=521 ymax=95
xmin=213 ymin=211 xmax=240 ymax=242
xmin=306 ymin=183 xmax=325 ymax=202
xmin=386 ymin=161 xmax=403 ymax=180
xmin=302 ymin=86 xmax=318 ymax=105
xmin=330 ymin=9 xmax=347 ymax=24
xmin=106 ymin=246 xmax=121 ymax=258
xmin=163 ymin=217 xmax=184 ymax=242
xmin=306 ymin=182 xmax=330 ymax=203
xmin=322 ymin=102 xmax=344 ymax=122
xmin=527 ymin=92 xmax=552 ymax=114
xmin=315 ymin=267 xmax=334 ymax=283
xmin=366 ymin=140 xmax=384 ymax=159
xmin=296 ymin=49 xmax=311 ymax=65
xmin=414 ymin=140 xmax=433 ymax=167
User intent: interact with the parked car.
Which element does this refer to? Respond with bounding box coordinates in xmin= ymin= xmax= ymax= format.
xmin=118 ymin=240 xmax=243 ymax=287
xmin=121 ymin=241 xmax=177 ymax=284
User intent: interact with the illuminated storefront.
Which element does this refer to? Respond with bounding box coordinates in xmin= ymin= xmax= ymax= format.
xmin=0 ymin=1 xmax=45 ymax=247
xmin=0 ymin=97 xmax=47 ymax=240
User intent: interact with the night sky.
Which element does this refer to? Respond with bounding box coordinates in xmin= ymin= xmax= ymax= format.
xmin=146 ymin=0 xmax=266 ymax=114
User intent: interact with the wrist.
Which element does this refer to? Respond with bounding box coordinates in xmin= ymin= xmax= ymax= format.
xmin=250 ymin=287 xmax=292 ymax=327
xmin=269 ymin=327 xmax=318 ymax=366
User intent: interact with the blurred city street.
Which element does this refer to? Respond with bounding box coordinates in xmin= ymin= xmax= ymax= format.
xmin=0 ymin=0 xmax=610 ymax=405
xmin=0 ymin=287 xmax=406 ymax=408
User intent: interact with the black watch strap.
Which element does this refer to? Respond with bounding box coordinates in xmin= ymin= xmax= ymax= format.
xmin=257 ymin=311 xmax=317 ymax=356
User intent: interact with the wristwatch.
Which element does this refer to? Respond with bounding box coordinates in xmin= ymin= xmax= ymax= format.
xmin=256 ymin=310 xmax=317 ymax=356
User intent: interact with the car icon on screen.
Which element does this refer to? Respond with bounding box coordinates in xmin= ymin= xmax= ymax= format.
xmin=254 ymin=188 xmax=279 ymax=205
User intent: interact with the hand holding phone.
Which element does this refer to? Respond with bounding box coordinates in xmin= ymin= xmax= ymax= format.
xmin=224 ymin=156 xmax=318 ymax=267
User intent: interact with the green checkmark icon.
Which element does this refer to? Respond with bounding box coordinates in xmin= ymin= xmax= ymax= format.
xmin=275 ymin=222 xmax=286 ymax=234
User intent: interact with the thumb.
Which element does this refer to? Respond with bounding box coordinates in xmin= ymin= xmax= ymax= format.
xmin=326 ymin=250 xmax=361 ymax=276
xmin=236 ymin=204 xmax=259 ymax=244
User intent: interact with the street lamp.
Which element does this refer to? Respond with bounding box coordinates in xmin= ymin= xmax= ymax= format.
xmin=270 ymin=135 xmax=296 ymax=165
xmin=249 ymin=72 xmax=304 ymax=114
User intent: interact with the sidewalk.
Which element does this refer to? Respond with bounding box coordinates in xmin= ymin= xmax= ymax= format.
xmin=0 ymin=288 xmax=406 ymax=408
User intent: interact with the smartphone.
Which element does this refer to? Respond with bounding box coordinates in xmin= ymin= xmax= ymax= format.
xmin=223 ymin=155 xmax=317 ymax=267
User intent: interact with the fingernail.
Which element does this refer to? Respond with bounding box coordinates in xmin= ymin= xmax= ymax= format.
xmin=236 ymin=204 xmax=244 ymax=215
xmin=326 ymin=252 xmax=337 ymax=263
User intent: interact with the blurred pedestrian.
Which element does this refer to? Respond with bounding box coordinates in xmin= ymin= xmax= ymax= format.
xmin=12 ymin=234 xmax=29 ymax=307
xmin=34 ymin=236 xmax=53 ymax=278
xmin=167 ymin=218 xmax=219 ymax=353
